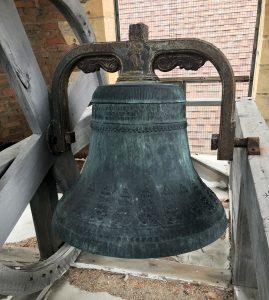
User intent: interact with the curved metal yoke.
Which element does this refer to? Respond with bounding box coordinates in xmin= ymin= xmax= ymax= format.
xmin=48 ymin=23 xmax=235 ymax=160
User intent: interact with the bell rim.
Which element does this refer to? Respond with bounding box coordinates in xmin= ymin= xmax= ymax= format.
xmin=53 ymin=211 xmax=227 ymax=259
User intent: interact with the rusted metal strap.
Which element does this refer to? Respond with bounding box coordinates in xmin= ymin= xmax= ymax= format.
xmin=234 ymin=137 xmax=260 ymax=155
xmin=211 ymin=134 xmax=260 ymax=155
xmin=48 ymin=23 xmax=235 ymax=160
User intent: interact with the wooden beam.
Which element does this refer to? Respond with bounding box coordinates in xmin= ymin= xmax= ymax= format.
xmin=73 ymin=252 xmax=231 ymax=289
xmin=0 ymin=134 xmax=54 ymax=245
xmin=232 ymin=178 xmax=257 ymax=288
xmin=0 ymin=1 xmax=99 ymax=237
xmin=232 ymin=98 xmax=269 ymax=299
xmin=30 ymin=169 xmax=62 ymax=259
xmin=0 ymin=0 xmax=49 ymax=133
xmin=234 ymin=286 xmax=258 ymax=300
xmin=0 ymin=247 xmax=39 ymax=266
xmin=0 ymin=137 xmax=29 ymax=178
xmin=53 ymin=151 xmax=80 ymax=192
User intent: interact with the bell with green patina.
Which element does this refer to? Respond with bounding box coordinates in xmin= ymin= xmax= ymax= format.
xmin=50 ymin=23 xmax=229 ymax=258
xmin=53 ymin=81 xmax=227 ymax=258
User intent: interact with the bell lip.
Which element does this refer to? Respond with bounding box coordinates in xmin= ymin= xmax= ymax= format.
xmin=52 ymin=211 xmax=227 ymax=259
xmin=91 ymin=82 xmax=186 ymax=104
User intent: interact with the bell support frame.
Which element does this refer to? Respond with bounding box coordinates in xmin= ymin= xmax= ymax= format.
xmin=48 ymin=23 xmax=235 ymax=160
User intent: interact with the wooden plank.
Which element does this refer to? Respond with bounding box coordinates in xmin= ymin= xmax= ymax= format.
xmin=234 ymin=286 xmax=258 ymax=300
xmin=0 ymin=0 xmax=49 ymax=133
xmin=0 ymin=142 xmax=77 ymax=257
xmin=0 ymin=1 xmax=56 ymax=254
xmin=230 ymin=114 xmax=246 ymax=242
xmin=232 ymin=177 xmax=257 ymax=288
xmin=53 ymin=151 xmax=80 ymax=192
xmin=0 ymin=138 xmax=30 ymax=178
xmin=0 ymin=134 xmax=54 ymax=245
xmin=73 ymin=252 xmax=231 ymax=289
xmin=0 ymin=247 xmax=39 ymax=265
xmin=234 ymin=98 xmax=269 ymax=300
xmin=30 ymin=170 xmax=62 ymax=259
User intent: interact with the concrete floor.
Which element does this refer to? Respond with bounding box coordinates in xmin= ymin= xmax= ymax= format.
xmin=4 ymin=154 xmax=232 ymax=299
xmin=6 ymin=205 xmax=36 ymax=243
xmin=44 ymin=280 xmax=123 ymax=300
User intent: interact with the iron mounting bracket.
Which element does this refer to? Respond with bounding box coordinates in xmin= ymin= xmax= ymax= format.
xmin=48 ymin=23 xmax=235 ymax=160
xmin=211 ymin=134 xmax=260 ymax=155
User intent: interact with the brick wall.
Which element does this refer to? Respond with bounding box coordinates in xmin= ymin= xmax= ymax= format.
xmin=0 ymin=1 xmax=258 ymax=153
xmin=0 ymin=72 xmax=29 ymax=145
xmin=118 ymin=0 xmax=258 ymax=153
xmin=0 ymin=0 xmax=78 ymax=145
xmin=119 ymin=0 xmax=257 ymax=81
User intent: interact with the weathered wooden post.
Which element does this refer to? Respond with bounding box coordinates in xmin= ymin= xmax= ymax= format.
xmin=231 ymin=98 xmax=269 ymax=300
xmin=0 ymin=0 xmax=102 ymax=295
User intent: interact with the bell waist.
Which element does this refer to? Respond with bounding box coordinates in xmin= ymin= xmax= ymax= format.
xmin=90 ymin=120 xmax=187 ymax=133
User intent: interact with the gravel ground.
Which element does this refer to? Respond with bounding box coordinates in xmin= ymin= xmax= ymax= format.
xmin=5 ymin=237 xmax=233 ymax=299
xmin=69 ymin=268 xmax=233 ymax=300
xmin=4 ymin=237 xmax=38 ymax=248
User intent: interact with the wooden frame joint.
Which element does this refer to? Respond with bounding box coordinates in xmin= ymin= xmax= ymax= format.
xmin=234 ymin=137 xmax=260 ymax=155
xmin=212 ymin=134 xmax=260 ymax=155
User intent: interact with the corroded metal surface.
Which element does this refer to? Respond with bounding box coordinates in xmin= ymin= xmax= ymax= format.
xmin=212 ymin=135 xmax=260 ymax=155
xmin=49 ymin=23 xmax=235 ymax=160
xmin=234 ymin=137 xmax=260 ymax=155
xmin=48 ymin=22 xmax=230 ymax=259
xmin=53 ymin=82 xmax=227 ymax=258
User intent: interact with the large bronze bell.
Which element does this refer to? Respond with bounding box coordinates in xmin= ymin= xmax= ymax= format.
xmin=48 ymin=23 xmax=232 ymax=258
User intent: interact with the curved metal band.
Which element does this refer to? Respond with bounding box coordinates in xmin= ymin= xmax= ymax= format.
xmin=150 ymin=39 xmax=235 ymax=160
xmin=47 ymin=45 xmax=121 ymax=153
xmin=0 ymin=244 xmax=80 ymax=296
xmin=48 ymin=36 xmax=235 ymax=160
